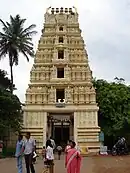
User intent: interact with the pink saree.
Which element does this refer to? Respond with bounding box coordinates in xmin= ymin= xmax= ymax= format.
xmin=65 ymin=145 xmax=71 ymax=169
xmin=65 ymin=148 xmax=81 ymax=173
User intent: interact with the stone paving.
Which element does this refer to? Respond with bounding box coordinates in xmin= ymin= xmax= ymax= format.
xmin=1 ymin=154 xmax=130 ymax=173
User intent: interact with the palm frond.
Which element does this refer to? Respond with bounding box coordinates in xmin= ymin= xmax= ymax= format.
xmin=19 ymin=18 xmax=26 ymax=27
xmin=22 ymin=30 xmax=37 ymax=37
xmin=19 ymin=43 xmax=34 ymax=50
xmin=20 ymin=37 xmax=33 ymax=42
xmin=21 ymin=24 xmax=37 ymax=34
xmin=0 ymin=48 xmax=8 ymax=59
xmin=21 ymin=40 xmax=33 ymax=46
xmin=22 ymin=46 xmax=35 ymax=58
xmin=21 ymin=51 xmax=30 ymax=61
xmin=0 ymin=32 xmax=9 ymax=39
xmin=15 ymin=15 xmax=26 ymax=25
xmin=6 ymin=22 xmax=11 ymax=27
xmin=0 ymin=19 xmax=8 ymax=29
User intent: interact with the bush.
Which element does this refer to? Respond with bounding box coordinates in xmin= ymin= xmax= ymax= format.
xmin=2 ymin=147 xmax=15 ymax=157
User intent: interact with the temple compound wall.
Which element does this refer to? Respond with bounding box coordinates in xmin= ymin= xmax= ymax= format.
xmin=22 ymin=7 xmax=100 ymax=154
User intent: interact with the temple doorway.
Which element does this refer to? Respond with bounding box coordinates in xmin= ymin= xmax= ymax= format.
xmin=47 ymin=113 xmax=74 ymax=147
xmin=54 ymin=126 xmax=69 ymax=145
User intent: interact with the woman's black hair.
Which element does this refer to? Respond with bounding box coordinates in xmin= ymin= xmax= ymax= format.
xmin=46 ymin=139 xmax=53 ymax=148
xmin=72 ymin=141 xmax=76 ymax=148
xmin=69 ymin=140 xmax=72 ymax=143
xmin=26 ymin=132 xmax=31 ymax=136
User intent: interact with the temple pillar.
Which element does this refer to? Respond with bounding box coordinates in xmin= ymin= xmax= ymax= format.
xmin=53 ymin=49 xmax=57 ymax=59
xmin=82 ymin=71 xmax=85 ymax=80
xmin=32 ymin=94 xmax=35 ymax=103
xmin=72 ymin=72 xmax=75 ymax=80
xmin=65 ymin=65 xmax=70 ymax=80
xmin=49 ymin=86 xmax=55 ymax=103
xmin=51 ymin=65 xmax=56 ymax=79
xmin=43 ymin=112 xmax=47 ymax=145
xmin=65 ymin=87 xmax=72 ymax=103
xmin=69 ymin=123 xmax=73 ymax=139
xmin=74 ymin=112 xmax=78 ymax=143
xmin=90 ymin=93 xmax=96 ymax=103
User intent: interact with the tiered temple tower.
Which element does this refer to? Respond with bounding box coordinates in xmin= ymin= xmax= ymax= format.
xmin=23 ymin=7 xmax=100 ymax=154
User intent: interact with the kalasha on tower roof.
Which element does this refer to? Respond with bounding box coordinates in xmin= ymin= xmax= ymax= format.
xmin=45 ymin=6 xmax=78 ymax=15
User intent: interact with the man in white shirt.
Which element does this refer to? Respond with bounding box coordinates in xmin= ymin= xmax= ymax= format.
xmin=23 ymin=132 xmax=36 ymax=173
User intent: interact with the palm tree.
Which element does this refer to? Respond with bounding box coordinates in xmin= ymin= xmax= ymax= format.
xmin=0 ymin=15 xmax=37 ymax=93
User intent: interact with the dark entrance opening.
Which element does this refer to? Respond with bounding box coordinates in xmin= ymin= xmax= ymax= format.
xmin=59 ymin=26 xmax=63 ymax=31
xmin=56 ymin=89 xmax=65 ymax=102
xmin=54 ymin=126 xmax=70 ymax=146
xmin=59 ymin=37 xmax=63 ymax=43
xmin=58 ymin=50 xmax=64 ymax=59
xmin=54 ymin=127 xmax=61 ymax=144
xmin=57 ymin=68 xmax=64 ymax=78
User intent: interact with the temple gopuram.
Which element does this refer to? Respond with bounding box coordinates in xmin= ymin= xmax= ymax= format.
xmin=22 ymin=7 xmax=100 ymax=154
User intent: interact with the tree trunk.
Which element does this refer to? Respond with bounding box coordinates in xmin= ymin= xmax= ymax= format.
xmin=9 ymin=55 xmax=13 ymax=94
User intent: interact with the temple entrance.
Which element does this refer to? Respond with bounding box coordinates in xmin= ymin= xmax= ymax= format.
xmin=54 ymin=126 xmax=69 ymax=145
xmin=47 ymin=113 xmax=74 ymax=146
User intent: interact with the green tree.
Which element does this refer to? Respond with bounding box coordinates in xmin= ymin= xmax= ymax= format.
xmin=0 ymin=69 xmax=12 ymax=90
xmin=0 ymin=15 xmax=37 ymax=93
xmin=0 ymin=69 xmax=22 ymax=139
xmin=93 ymin=78 xmax=130 ymax=138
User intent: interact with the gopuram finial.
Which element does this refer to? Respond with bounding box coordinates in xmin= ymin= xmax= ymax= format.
xmin=46 ymin=6 xmax=51 ymax=13
xmin=72 ymin=6 xmax=78 ymax=13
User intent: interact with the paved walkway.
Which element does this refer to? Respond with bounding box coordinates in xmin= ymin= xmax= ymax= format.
xmin=0 ymin=155 xmax=94 ymax=173
xmin=1 ymin=155 xmax=130 ymax=173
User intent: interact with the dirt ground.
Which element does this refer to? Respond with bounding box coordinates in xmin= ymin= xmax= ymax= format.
xmin=0 ymin=155 xmax=130 ymax=173
xmin=92 ymin=155 xmax=130 ymax=173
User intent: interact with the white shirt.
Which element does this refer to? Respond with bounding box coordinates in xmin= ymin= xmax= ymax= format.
xmin=75 ymin=146 xmax=81 ymax=153
xmin=23 ymin=138 xmax=36 ymax=155
xmin=46 ymin=146 xmax=54 ymax=160
xmin=57 ymin=146 xmax=62 ymax=151
xmin=50 ymin=139 xmax=56 ymax=149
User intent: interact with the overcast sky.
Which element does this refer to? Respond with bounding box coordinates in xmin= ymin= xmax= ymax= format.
xmin=0 ymin=0 xmax=130 ymax=102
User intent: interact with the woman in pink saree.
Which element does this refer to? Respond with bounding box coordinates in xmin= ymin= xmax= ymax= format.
xmin=65 ymin=141 xmax=82 ymax=173
xmin=65 ymin=140 xmax=72 ymax=153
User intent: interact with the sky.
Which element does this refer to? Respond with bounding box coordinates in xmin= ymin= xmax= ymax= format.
xmin=0 ymin=0 xmax=130 ymax=102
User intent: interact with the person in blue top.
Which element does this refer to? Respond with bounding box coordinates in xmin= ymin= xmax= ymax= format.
xmin=15 ymin=134 xmax=24 ymax=173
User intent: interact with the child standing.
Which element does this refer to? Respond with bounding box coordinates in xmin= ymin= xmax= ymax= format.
xmin=57 ymin=145 xmax=62 ymax=160
xmin=42 ymin=146 xmax=47 ymax=166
